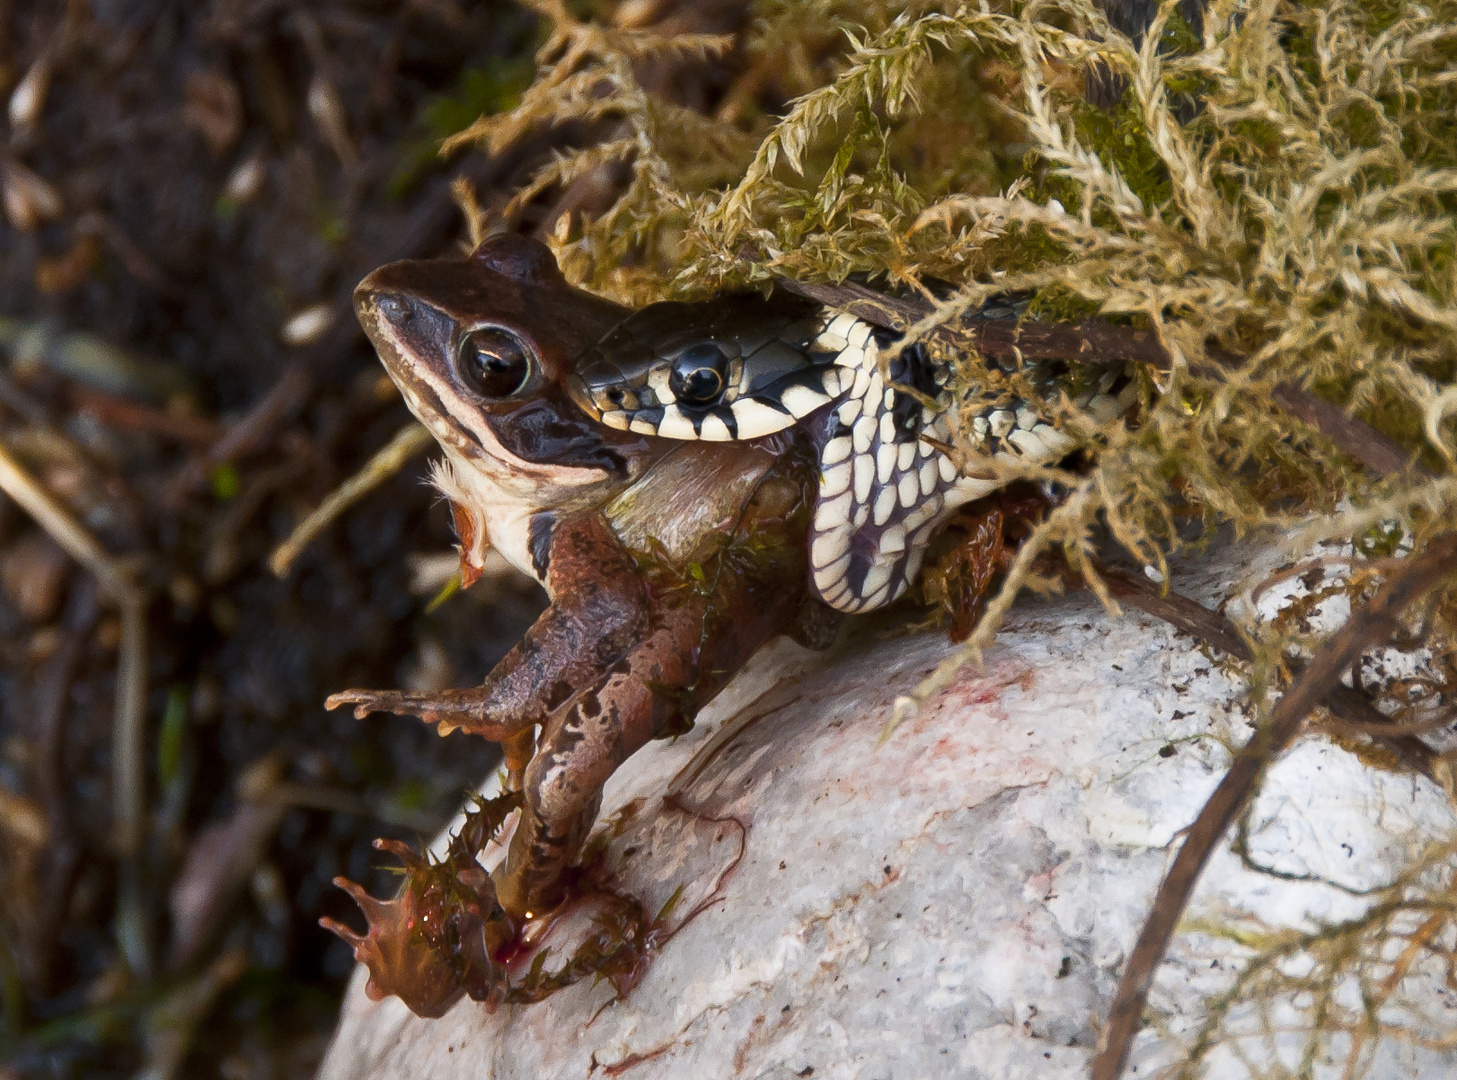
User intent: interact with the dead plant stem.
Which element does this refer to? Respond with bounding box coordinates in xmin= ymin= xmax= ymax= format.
xmin=0 ymin=439 xmax=150 ymax=971
xmin=268 ymin=421 xmax=433 ymax=577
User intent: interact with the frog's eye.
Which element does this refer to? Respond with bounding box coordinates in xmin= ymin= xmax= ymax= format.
xmin=669 ymin=342 xmax=729 ymax=406
xmin=457 ymin=327 xmax=531 ymax=398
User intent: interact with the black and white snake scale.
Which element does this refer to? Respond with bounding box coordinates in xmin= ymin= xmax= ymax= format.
xmin=568 ymin=293 xmax=1134 ymax=613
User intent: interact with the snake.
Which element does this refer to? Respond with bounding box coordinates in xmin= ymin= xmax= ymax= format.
xmin=568 ymin=292 xmax=1134 ymax=614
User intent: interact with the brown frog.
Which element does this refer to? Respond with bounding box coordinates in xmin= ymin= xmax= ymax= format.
xmin=321 ymin=234 xmax=838 ymax=1016
xmin=320 ymin=231 xmax=1130 ymax=1016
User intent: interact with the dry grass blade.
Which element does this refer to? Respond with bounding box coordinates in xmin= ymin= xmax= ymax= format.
xmin=1090 ymin=533 xmax=1457 ymax=1080
xmin=269 ymin=422 xmax=434 ymax=577
xmin=0 ymin=440 xmax=148 ymax=860
xmin=0 ymin=440 xmax=136 ymax=601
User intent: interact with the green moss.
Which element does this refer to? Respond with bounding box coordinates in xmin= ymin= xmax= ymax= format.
xmin=210 ymin=463 xmax=240 ymax=500
xmin=1067 ymin=94 xmax=1174 ymax=211
xmin=422 ymin=59 xmax=535 ymax=140
xmin=386 ymin=57 xmax=535 ymax=199
xmin=439 ymin=0 xmax=1457 ymax=616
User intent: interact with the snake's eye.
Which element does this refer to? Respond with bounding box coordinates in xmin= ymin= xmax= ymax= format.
xmin=457 ymin=327 xmax=531 ymax=398
xmin=669 ymin=343 xmax=729 ymax=405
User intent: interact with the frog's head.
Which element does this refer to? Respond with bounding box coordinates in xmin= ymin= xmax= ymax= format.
xmin=354 ymin=234 xmax=659 ymax=583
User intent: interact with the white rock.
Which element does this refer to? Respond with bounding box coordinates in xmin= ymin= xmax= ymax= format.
xmin=318 ymin=545 xmax=1457 ymax=1080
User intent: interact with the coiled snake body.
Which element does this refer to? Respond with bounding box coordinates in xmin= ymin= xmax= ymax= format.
xmin=569 ymin=293 xmax=1133 ymax=614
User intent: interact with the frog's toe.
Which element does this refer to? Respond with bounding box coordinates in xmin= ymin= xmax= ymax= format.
xmin=324 ymin=688 xmax=436 ymax=721
xmin=322 ymin=871 xmax=465 ymax=1018
xmin=325 ymin=687 xmax=505 ymax=732
xmin=322 ymin=688 xmax=383 ymax=718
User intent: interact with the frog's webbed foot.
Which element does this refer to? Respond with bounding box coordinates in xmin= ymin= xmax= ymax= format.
xmin=322 ymin=841 xmax=516 ymax=1018
xmin=322 ymin=811 xmax=660 ymax=1015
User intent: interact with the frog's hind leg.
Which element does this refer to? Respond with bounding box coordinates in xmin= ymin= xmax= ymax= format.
xmin=492 ymin=602 xmax=707 ymax=920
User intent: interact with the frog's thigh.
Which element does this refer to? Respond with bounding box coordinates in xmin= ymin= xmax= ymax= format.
xmin=499 ymin=606 xmax=702 ymax=915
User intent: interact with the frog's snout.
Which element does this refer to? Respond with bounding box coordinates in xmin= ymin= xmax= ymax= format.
xmin=372 ymin=293 xmax=412 ymax=327
xmin=353 ymin=277 xmax=410 ymax=326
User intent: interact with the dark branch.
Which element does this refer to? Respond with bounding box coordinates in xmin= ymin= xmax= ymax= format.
xmin=1090 ymin=535 xmax=1457 ymax=1080
xmin=1101 ymin=570 xmax=1254 ymax=662
xmin=1268 ymin=384 xmax=1418 ymax=479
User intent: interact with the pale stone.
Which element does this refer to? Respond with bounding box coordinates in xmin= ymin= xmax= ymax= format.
xmin=319 ymin=544 xmax=1457 ymax=1080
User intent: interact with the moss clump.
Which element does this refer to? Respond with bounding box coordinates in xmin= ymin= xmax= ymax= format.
xmin=451 ymin=0 xmax=1457 ymax=620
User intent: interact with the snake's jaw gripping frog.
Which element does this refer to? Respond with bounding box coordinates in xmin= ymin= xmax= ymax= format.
xmin=322 ymin=235 xmax=829 ymax=1016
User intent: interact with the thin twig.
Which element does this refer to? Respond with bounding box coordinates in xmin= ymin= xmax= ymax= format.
xmin=775 ymin=278 xmax=1423 ymax=481
xmin=114 ymin=600 xmax=149 ymax=854
xmin=0 ymin=441 xmax=135 ymax=600
xmin=268 ymin=421 xmax=433 ymax=576
xmin=1090 ymin=534 xmax=1457 ymax=1080
xmin=75 ymin=211 xmax=188 ymax=300
xmin=0 ymin=366 xmax=50 ymax=424
xmin=207 ymin=459 xmax=309 ymax=583
xmin=70 ymin=385 xmax=221 ymax=446
xmin=1101 ymin=569 xmax=1254 ymax=660
xmin=1318 ymin=705 xmax=1457 ymax=739
xmin=1269 ymin=384 xmax=1419 ymax=479
xmin=26 ymin=582 xmax=96 ymax=991
xmin=174 ymin=368 xmax=313 ymax=497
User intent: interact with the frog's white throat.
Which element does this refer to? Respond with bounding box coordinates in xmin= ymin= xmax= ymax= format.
xmin=431 ymin=454 xmax=544 ymax=587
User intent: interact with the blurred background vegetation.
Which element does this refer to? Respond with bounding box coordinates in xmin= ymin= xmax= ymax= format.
xmin=0 ymin=2 xmax=597 ymax=1075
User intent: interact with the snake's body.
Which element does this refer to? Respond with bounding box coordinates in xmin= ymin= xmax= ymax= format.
xmin=570 ymin=294 xmax=1133 ymax=613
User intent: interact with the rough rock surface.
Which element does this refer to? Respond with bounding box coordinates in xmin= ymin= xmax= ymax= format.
xmin=318 ymin=547 xmax=1457 ymax=1079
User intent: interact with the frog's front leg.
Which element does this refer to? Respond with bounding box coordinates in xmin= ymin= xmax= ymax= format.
xmin=326 ymin=512 xmax=650 ymax=765
xmin=320 ymin=512 xmax=659 ymax=1014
